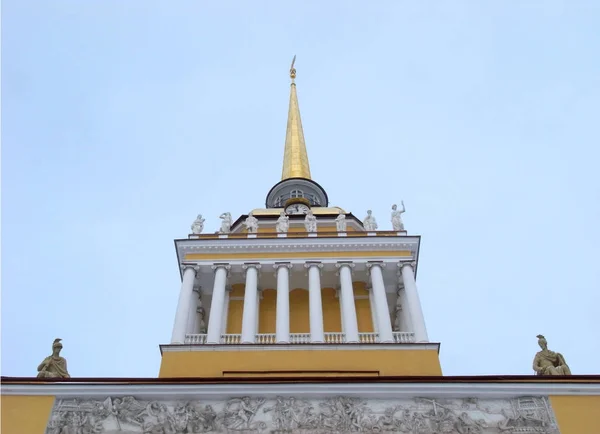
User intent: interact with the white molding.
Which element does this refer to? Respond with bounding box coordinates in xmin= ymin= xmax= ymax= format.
xmin=176 ymin=236 xmax=419 ymax=257
xmin=158 ymin=343 xmax=440 ymax=353
xmin=3 ymin=382 xmax=599 ymax=399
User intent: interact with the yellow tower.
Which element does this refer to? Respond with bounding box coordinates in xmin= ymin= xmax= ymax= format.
xmin=160 ymin=57 xmax=441 ymax=378
xmin=2 ymin=59 xmax=599 ymax=434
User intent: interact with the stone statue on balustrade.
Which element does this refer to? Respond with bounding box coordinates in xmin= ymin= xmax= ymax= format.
xmin=219 ymin=212 xmax=232 ymax=234
xmin=391 ymin=201 xmax=406 ymax=231
xmin=190 ymin=214 xmax=205 ymax=234
xmin=532 ymin=334 xmax=571 ymax=376
xmin=393 ymin=292 xmax=403 ymax=332
xmin=335 ymin=209 xmax=347 ymax=232
xmin=363 ymin=210 xmax=378 ymax=231
xmin=37 ymin=338 xmax=70 ymax=379
xmin=197 ymin=306 xmax=207 ymax=334
xmin=244 ymin=212 xmax=259 ymax=233
xmin=304 ymin=210 xmax=317 ymax=232
xmin=276 ymin=212 xmax=289 ymax=233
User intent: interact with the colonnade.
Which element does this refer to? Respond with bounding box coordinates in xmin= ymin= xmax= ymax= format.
xmin=170 ymin=261 xmax=429 ymax=345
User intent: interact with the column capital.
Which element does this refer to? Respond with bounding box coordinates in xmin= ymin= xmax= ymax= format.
xmin=335 ymin=261 xmax=355 ymax=269
xmin=304 ymin=261 xmax=323 ymax=269
xmin=397 ymin=261 xmax=416 ymax=272
xmin=335 ymin=261 xmax=354 ymax=276
xmin=273 ymin=262 xmax=293 ymax=270
xmin=243 ymin=262 xmax=261 ymax=277
xmin=211 ymin=263 xmax=231 ymax=273
xmin=242 ymin=262 xmax=262 ymax=270
xmin=366 ymin=261 xmax=386 ymax=275
xmin=181 ymin=263 xmax=199 ymax=274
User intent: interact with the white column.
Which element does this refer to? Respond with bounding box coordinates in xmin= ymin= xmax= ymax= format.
xmin=336 ymin=262 xmax=359 ymax=343
xmin=241 ymin=263 xmax=261 ymax=343
xmin=305 ymin=262 xmax=324 ymax=343
xmin=186 ymin=286 xmax=201 ymax=335
xmin=368 ymin=287 xmax=379 ymax=334
xmin=398 ymin=262 xmax=429 ymax=342
xmin=206 ymin=264 xmax=230 ymax=344
xmin=396 ymin=285 xmax=412 ymax=333
xmin=337 ymin=286 xmax=345 ymax=334
xmin=170 ymin=264 xmax=198 ymax=344
xmin=366 ymin=262 xmax=394 ymax=343
xmin=221 ymin=286 xmax=231 ymax=334
xmin=274 ymin=263 xmax=292 ymax=343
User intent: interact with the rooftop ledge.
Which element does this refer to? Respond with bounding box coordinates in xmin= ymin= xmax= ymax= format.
xmin=186 ymin=230 xmax=408 ymax=240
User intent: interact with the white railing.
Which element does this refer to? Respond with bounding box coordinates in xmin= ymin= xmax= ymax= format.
xmin=393 ymin=331 xmax=415 ymax=343
xmin=289 ymin=333 xmax=311 ymax=344
xmin=221 ymin=334 xmax=241 ymax=344
xmin=324 ymin=332 xmax=345 ymax=343
xmin=255 ymin=333 xmax=277 ymax=344
xmin=358 ymin=332 xmax=380 ymax=343
xmin=184 ymin=334 xmax=207 ymax=344
xmin=183 ymin=331 xmax=416 ymax=345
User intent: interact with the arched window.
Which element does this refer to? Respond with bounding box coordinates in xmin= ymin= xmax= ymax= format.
xmin=290 ymin=189 xmax=304 ymax=198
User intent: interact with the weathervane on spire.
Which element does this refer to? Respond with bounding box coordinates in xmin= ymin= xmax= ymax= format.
xmin=290 ymin=55 xmax=297 ymax=82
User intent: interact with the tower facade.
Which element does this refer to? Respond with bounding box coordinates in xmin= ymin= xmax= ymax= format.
xmin=162 ymin=62 xmax=440 ymax=378
xmin=2 ymin=61 xmax=599 ymax=434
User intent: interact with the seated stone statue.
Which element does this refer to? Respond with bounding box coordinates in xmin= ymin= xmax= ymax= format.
xmin=532 ymin=334 xmax=571 ymax=376
xmin=37 ymin=338 xmax=70 ymax=378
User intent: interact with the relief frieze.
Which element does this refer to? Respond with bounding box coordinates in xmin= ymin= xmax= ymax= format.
xmin=45 ymin=394 xmax=559 ymax=433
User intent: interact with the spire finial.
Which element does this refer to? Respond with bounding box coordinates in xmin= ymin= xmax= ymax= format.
xmin=290 ymin=55 xmax=297 ymax=82
xmin=281 ymin=56 xmax=311 ymax=180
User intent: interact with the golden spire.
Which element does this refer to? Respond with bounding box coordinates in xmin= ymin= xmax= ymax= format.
xmin=281 ymin=56 xmax=312 ymax=180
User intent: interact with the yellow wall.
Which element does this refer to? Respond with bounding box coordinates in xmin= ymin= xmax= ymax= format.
xmin=159 ymin=348 xmax=442 ymax=377
xmin=222 ymin=284 xmax=373 ymax=335
xmin=1 ymin=395 xmax=55 ymax=434
xmin=289 ymin=289 xmax=309 ymax=333
xmin=550 ymin=395 xmax=600 ymax=434
xmin=322 ymin=287 xmax=341 ymax=332
xmin=354 ymin=283 xmax=374 ymax=333
xmin=259 ymin=288 xmax=277 ymax=333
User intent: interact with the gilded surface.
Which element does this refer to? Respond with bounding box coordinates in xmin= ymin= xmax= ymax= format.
xmin=45 ymin=395 xmax=560 ymax=433
xmin=282 ymin=58 xmax=311 ymax=180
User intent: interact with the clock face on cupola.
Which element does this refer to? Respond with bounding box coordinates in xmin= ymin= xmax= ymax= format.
xmin=285 ymin=203 xmax=310 ymax=215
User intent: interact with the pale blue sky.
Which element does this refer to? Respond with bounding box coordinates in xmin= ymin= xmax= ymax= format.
xmin=2 ymin=1 xmax=599 ymax=377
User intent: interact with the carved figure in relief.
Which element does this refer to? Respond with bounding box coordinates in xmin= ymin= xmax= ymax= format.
xmin=363 ymin=210 xmax=378 ymax=231
xmin=37 ymin=338 xmax=70 ymax=379
xmin=219 ymin=212 xmax=232 ymax=234
xmin=108 ymin=396 xmax=146 ymax=428
xmin=243 ymin=212 xmax=259 ymax=233
xmin=304 ymin=210 xmax=317 ymax=232
xmin=190 ymin=214 xmax=205 ymax=234
xmin=533 ymin=334 xmax=571 ymax=376
xmin=455 ymin=411 xmax=486 ymax=433
xmin=335 ymin=209 xmax=347 ymax=232
xmin=276 ymin=211 xmax=289 ymax=233
xmin=391 ymin=201 xmax=406 ymax=231
xmin=222 ymin=396 xmax=266 ymax=430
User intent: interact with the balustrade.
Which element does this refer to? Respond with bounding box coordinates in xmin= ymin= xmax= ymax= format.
xmin=184 ymin=331 xmax=415 ymax=345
